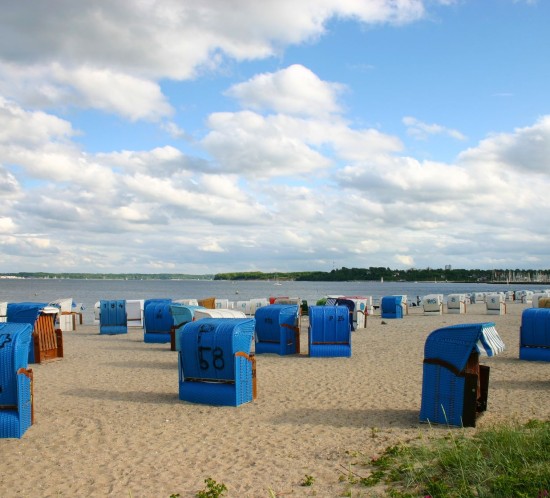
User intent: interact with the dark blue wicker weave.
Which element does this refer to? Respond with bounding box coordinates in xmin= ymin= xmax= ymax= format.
xmin=7 ymin=302 xmax=48 ymax=363
xmin=178 ymin=318 xmax=255 ymax=406
xmin=0 ymin=323 xmax=33 ymax=438
xmin=99 ymin=300 xmax=127 ymax=335
xmin=308 ymin=305 xmax=351 ymax=357
xmin=520 ymin=308 xmax=550 ymax=361
xmin=143 ymin=299 xmax=173 ymax=343
xmin=380 ymin=296 xmax=403 ymax=319
xmin=254 ymin=304 xmax=299 ymax=355
xmin=420 ymin=322 xmax=504 ymax=427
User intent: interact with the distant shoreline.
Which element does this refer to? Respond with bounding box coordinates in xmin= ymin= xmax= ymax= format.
xmin=1 ymin=273 xmax=549 ymax=286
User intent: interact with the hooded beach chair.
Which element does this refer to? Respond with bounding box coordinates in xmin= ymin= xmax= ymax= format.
xmin=178 ymin=318 xmax=256 ymax=406
xmin=486 ymin=293 xmax=506 ymax=315
xmin=308 ymin=305 xmax=351 ymax=357
xmin=422 ymin=294 xmax=443 ymax=315
xmin=380 ymin=295 xmax=406 ymax=319
xmin=0 ymin=323 xmax=34 ymax=438
xmin=48 ymin=298 xmax=79 ymax=331
xmin=7 ymin=302 xmax=63 ymax=363
xmin=169 ymin=304 xmax=206 ymax=351
xmin=143 ymin=299 xmax=173 ymax=343
xmin=420 ymin=322 xmax=505 ymax=427
xmin=519 ymin=308 xmax=550 ymax=361
xmin=446 ymin=294 xmax=467 ymax=314
xmin=254 ymin=304 xmax=300 ymax=355
xmin=99 ymin=300 xmax=127 ymax=335
xmin=197 ymin=296 xmax=216 ymax=309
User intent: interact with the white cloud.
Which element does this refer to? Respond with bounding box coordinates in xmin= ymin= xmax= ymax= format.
xmin=458 ymin=116 xmax=550 ymax=174
xmin=202 ymin=111 xmax=333 ymax=178
xmin=225 ymin=64 xmax=345 ymax=117
xmin=403 ymin=116 xmax=466 ymax=141
xmin=0 ymin=63 xmax=173 ymax=121
xmin=0 ymin=1 xmax=428 ymax=121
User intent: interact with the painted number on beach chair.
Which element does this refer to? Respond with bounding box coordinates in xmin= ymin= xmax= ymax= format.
xmin=0 ymin=333 xmax=12 ymax=349
xmin=198 ymin=346 xmax=225 ymax=370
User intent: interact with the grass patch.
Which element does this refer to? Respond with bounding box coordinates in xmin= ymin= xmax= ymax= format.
xmin=343 ymin=419 xmax=550 ymax=497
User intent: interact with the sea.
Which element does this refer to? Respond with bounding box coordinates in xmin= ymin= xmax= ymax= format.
xmin=0 ymin=278 xmax=534 ymax=325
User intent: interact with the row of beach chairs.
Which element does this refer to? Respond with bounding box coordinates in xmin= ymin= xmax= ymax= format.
xmin=2 ymin=299 xmax=550 ymax=439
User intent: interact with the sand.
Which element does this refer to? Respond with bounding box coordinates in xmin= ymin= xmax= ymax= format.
xmin=1 ymin=302 xmax=549 ymax=497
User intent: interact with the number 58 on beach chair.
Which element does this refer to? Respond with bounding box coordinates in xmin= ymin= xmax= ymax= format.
xmin=0 ymin=323 xmax=34 ymax=438
xmin=178 ymin=318 xmax=257 ymax=406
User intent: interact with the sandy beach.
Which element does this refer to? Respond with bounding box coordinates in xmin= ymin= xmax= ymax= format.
xmin=1 ymin=302 xmax=549 ymax=497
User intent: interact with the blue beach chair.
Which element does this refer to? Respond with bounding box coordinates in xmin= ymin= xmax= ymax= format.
xmin=308 ymin=305 xmax=351 ymax=357
xmin=380 ymin=295 xmax=405 ymax=319
xmin=0 ymin=323 xmax=34 ymax=438
xmin=254 ymin=304 xmax=300 ymax=355
xmin=420 ymin=322 xmax=505 ymax=427
xmin=99 ymin=300 xmax=127 ymax=335
xmin=143 ymin=299 xmax=172 ymax=343
xmin=519 ymin=308 xmax=550 ymax=361
xmin=178 ymin=318 xmax=256 ymax=406
xmin=7 ymin=302 xmax=63 ymax=363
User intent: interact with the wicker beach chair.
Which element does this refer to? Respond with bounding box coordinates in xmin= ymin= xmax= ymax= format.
xmin=0 ymin=323 xmax=34 ymax=438
xmin=420 ymin=322 xmax=505 ymax=427
xmin=486 ymin=293 xmax=506 ymax=315
xmin=380 ymin=295 xmax=405 ymax=319
xmin=178 ymin=318 xmax=256 ymax=406
xmin=99 ymin=300 xmax=128 ymax=335
xmin=143 ymin=299 xmax=172 ymax=343
xmin=308 ymin=305 xmax=351 ymax=357
xmin=422 ymin=294 xmax=444 ymax=315
xmin=7 ymin=302 xmax=63 ymax=363
xmin=254 ymin=304 xmax=300 ymax=355
xmin=519 ymin=308 xmax=550 ymax=361
xmin=446 ymin=294 xmax=467 ymax=314
xmin=197 ymin=297 xmax=216 ymax=309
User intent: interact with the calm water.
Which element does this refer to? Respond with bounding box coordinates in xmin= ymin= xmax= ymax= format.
xmin=0 ymin=278 xmax=525 ymax=325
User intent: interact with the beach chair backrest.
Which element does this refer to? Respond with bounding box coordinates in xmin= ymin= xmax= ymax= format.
xmin=179 ymin=318 xmax=254 ymax=381
xmin=254 ymin=304 xmax=298 ymax=342
xmin=0 ymin=323 xmax=32 ymax=406
xmin=520 ymin=308 xmax=550 ymax=348
xmin=309 ymin=305 xmax=350 ymax=344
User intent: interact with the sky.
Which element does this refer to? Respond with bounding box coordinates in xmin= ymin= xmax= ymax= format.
xmin=0 ymin=0 xmax=549 ymax=274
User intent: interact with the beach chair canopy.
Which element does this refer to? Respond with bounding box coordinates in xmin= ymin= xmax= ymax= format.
xmin=424 ymin=322 xmax=505 ymax=373
xmin=194 ymin=309 xmax=247 ymax=320
xmin=254 ymin=304 xmax=299 ymax=355
xmin=421 ymin=322 xmax=505 ymax=427
xmin=519 ymin=308 xmax=550 ymax=361
xmin=7 ymin=302 xmax=52 ymax=325
xmin=0 ymin=323 xmax=34 ymax=438
xmin=7 ymin=302 xmax=61 ymax=362
xmin=381 ymin=295 xmax=405 ymax=319
xmin=143 ymin=299 xmax=173 ymax=343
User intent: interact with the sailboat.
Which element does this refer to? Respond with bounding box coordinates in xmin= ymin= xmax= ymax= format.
xmin=274 ymin=274 xmax=282 ymax=286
